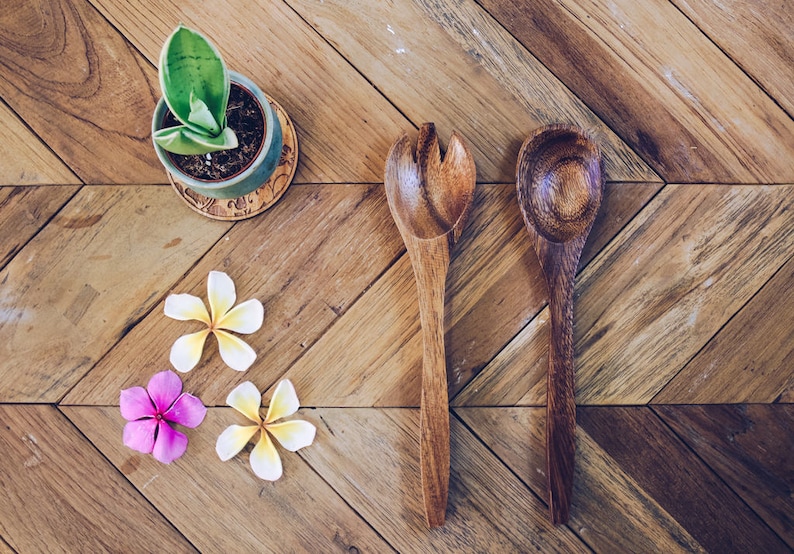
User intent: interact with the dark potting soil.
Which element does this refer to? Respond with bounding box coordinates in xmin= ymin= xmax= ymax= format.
xmin=163 ymin=84 xmax=265 ymax=181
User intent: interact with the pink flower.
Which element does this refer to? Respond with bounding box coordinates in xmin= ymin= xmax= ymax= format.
xmin=120 ymin=370 xmax=207 ymax=464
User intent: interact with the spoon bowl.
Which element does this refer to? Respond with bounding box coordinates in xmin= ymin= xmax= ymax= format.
xmin=516 ymin=124 xmax=602 ymax=525
xmin=518 ymin=127 xmax=602 ymax=243
xmin=385 ymin=122 xmax=476 ymax=528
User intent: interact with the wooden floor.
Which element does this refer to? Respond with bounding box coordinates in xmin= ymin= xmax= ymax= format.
xmin=1 ymin=0 xmax=792 ymax=552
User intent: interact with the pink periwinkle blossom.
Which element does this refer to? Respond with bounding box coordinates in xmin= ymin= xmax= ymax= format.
xmin=120 ymin=370 xmax=207 ymax=464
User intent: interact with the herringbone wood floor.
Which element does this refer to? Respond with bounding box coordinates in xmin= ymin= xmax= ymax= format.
xmin=0 ymin=0 xmax=792 ymax=552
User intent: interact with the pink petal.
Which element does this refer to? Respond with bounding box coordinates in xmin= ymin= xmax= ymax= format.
xmin=164 ymin=393 xmax=207 ymax=428
xmin=123 ymin=419 xmax=157 ymax=454
xmin=119 ymin=386 xmax=155 ymax=421
xmin=152 ymin=421 xmax=188 ymax=464
xmin=147 ymin=370 xmax=183 ymax=413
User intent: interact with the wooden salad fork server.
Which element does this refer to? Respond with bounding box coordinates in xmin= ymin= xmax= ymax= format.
xmin=516 ymin=125 xmax=603 ymax=525
xmin=385 ymin=123 xmax=476 ymax=527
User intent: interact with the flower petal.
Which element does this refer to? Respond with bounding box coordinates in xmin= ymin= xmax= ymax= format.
xmin=250 ymin=432 xmax=282 ymax=481
xmin=207 ymin=270 xmax=236 ymax=323
xmin=164 ymin=393 xmax=207 ymax=428
xmin=170 ymin=329 xmax=210 ymax=373
xmin=215 ymin=330 xmax=257 ymax=372
xmin=147 ymin=370 xmax=183 ymax=413
xmin=266 ymin=420 xmax=316 ymax=452
xmin=164 ymin=293 xmax=211 ymax=325
xmin=119 ymin=386 xmax=154 ymax=421
xmin=265 ymin=379 xmax=300 ymax=423
xmin=225 ymin=381 xmax=263 ymax=423
xmin=152 ymin=421 xmax=188 ymax=464
xmin=123 ymin=419 xmax=157 ymax=454
xmin=215 ymin=424 xmax=259 ymax=461
xmin=216 ymin=298 xmax=264 ymax=334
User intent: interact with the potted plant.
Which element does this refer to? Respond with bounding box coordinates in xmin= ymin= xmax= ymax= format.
xmin=152 ymin=25 xmax=283 ymax=200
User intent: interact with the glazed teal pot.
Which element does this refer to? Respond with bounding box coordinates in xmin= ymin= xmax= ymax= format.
xmin=152 ymin=71 xmax=282 ymax=200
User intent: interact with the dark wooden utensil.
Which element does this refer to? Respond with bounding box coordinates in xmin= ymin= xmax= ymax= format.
xmin=385 ymin=123 xmax=476 ymax=527
xmin=516 ymin=124 xmax=602 ymax=525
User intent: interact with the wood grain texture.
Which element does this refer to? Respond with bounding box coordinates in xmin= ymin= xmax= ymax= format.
xmin=88 ymin=0 xmax=410 ymax=183
xmin=0 ymin=101 xmax=80 ymax=186
xmin=298 ymin=408 xmax=588 ymax=552
xmin=457 ymin=407 xmax=704 ymax=552
xmin=0 ymin=0 xmax=163 ymax=184
xmin=457 ymin=185 xmax=794 ymax=406
xmin=0 ymin=186 xmax=229 ymax=402
xmin=654 ymin=255 xmax=794 ymax=404
xmin=279 ymin=182 xmax=661 ymax=408
xmin=63 ymin=185 xmax=404 ymax=406
xmin=672 ymin=0 xmax=794 ymax=117
xmin=0 ymin=186 xmax=80 ymax=269
xmin=285 ymin=0 xmax=659 ymax=183
xmin=579 ymin=407 xmax=789 ymax=553
xmin=385 ymin=124 xmax=476 ymax=526
xmin=479 ymin=0 xmax=794 ymax=182
xmin=0 ymin=405 xmax=194 ymax=552
xmin=63 ymin=406 xmax=391 ymax=552
xmin=655 ymin=404 xmax=794 ymax=549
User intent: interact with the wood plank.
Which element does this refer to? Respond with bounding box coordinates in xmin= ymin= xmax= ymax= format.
xmin=456 ymin=185 xmax=794 ymax=406
xmin=579 ymin=407 xmax=789 ymax=553
xmin=285 ymin=0 xmax=658 ymax=183
xmin=478 ymin=0 xmax=794 ymax=182
xmin=283 ymin=183 xmax=661 ymax=407
xmin=0 ymin=186 xmax=80 ymax=269
xmin=0 ymin=186 xmax=230 ymax=402
xmin=298 ymin=408 xmax=587 ymax=552
xmin=0 ymin=0 xmax=164 ymax=184
xmin=0 ymin=101 xmax=80 ymax=185
xmin=63 ymin=185 xmax=404 ymax=406
xmin=655 ymin=404 xmax=794 ymax=549
xmin=672 ymin=0 xmax=794 ymax=117
xmin=0 ymin=405 xmax=194 ymax=552
xmin=654 ymin=255 xmax=794 ymax=404
xmin=456 ymin=407 xmax=704 ymax=552
xmin=88 ymin=0 xmax=410 ymax=183
xmin=63 ymin=406 xmax=390 ymax=552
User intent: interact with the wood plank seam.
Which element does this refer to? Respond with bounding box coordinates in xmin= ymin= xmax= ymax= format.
xmin=649 ymin=251 xmax=794 ymax=405
xmin=648 ymin=404 xmax=793 ymax=548
xmin=55 ymin=404 xmax=201 ymax=551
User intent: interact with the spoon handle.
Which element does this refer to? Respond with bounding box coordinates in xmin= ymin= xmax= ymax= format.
xmin=409 ymin=236 xmax=452 ymax=528
xmin=546 ymin=267 xmax=577 ymax=525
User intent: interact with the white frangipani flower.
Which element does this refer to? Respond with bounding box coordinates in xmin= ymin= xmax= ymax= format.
xmin=216 ymin=380 xmax=316 ymax=481
xmin=165 ymin=271 xmax=264 ymax=372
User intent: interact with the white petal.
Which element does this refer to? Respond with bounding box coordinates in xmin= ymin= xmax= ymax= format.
xmin=216 ymin=299 xmax=264 ymax=334
xmin=215 ymin=425 xmax=259 ymax=461
xmin=169 ymin=330 xmax=210 ymax=372
xmin=164 ymin=293 xmax=210 ymax=325
xmin=265 ymin=379 xmax=300 ymax=423
xmin=266 ymin=420 xmax=316 ymax=452
xmin=225 ymin=381 xmax=263 ymax=423
xmin=207 ymin=271 xmax=236 ymax=323
xmin=250 ymin=432 xmax=282 ymax=481
xmin=215 ymin=330 xmax=257 ymax=372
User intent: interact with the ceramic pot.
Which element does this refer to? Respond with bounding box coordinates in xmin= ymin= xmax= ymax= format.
xmin=152 ymin=71 xmax=283 ymax=199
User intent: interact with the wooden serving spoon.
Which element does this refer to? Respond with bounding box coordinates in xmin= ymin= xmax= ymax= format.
xmin=385 ymin=123 xmax=476 ymax=527
xmin=516 ymin=124 xmax=602 ymax=525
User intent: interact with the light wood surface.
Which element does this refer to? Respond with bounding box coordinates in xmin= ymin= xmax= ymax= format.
xmin=1 ymin=0 xmax=791 ymax=549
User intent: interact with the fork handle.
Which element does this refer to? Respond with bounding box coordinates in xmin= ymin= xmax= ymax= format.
xmin=410 ymin=236 xmax=451 ymax=528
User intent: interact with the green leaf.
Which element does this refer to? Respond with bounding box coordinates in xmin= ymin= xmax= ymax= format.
xmin=159 ymin=24 xmax=230 ymax=134
xmin=188 ymin=91 xmax=221 ymax=136
xmin=153 ymin=125 xmax=238 ymax=156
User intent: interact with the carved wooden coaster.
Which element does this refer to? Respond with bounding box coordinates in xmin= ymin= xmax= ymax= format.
xmin=169 ymin=98 xmax=298 ymax=221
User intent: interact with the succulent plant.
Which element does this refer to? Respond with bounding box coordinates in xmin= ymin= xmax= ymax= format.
xmin=152 ymin=25 xmax=239 ymax=156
